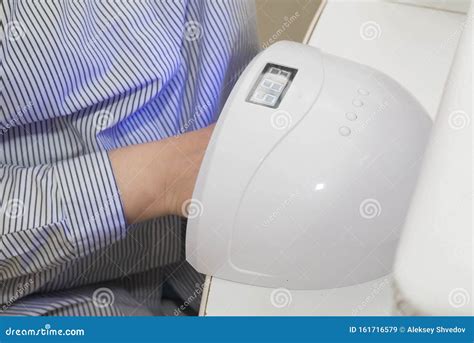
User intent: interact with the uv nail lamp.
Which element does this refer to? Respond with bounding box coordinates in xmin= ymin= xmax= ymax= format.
xmin=186 ymin=41 xmax=431 ymax=290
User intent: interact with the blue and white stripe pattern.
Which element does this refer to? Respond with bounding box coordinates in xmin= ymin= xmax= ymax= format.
xmin=0 ymin=0 xmax=259 ymax=315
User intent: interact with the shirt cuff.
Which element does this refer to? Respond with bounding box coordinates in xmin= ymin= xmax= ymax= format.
xmin=54 ymin=149 xmax=127 ymax=257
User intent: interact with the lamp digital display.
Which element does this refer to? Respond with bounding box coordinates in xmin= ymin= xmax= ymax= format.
xmin=246 ymin=63 xmax=297 ymax=108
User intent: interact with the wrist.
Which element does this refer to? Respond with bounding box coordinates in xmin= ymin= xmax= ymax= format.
xmin=109 ymin=124 xmax=214 ymax=224
xmin=163 ymin=126 xmax=214 ymax=217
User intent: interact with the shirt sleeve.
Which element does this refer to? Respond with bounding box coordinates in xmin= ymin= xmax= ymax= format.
xmin=0 ymin=149 xmax=126 ymax=282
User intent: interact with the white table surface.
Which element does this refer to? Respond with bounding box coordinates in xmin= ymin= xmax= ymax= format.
xmin=201 ymin=0 xmax=466 ymax=316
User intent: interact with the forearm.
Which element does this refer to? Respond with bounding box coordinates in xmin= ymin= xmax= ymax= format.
xmin=108 ymin=125 xmax=214 ymax=224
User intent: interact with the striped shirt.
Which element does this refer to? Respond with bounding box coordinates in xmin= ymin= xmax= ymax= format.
xmin=0 ymin=0 xmax=259 ymax=316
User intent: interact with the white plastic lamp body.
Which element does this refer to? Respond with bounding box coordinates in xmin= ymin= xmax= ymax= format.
xmin=186 ymin=41 xmax=431 ymax=290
